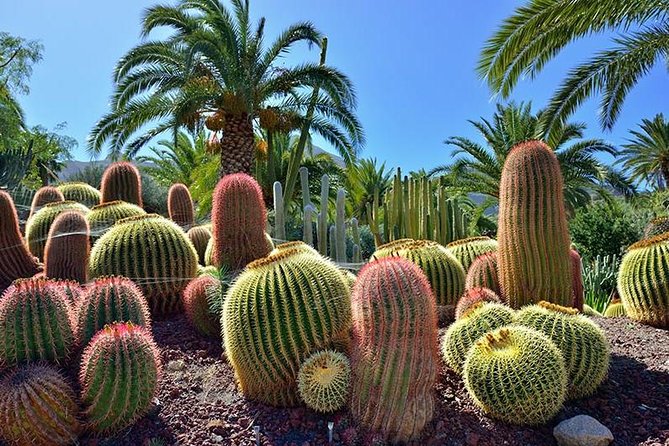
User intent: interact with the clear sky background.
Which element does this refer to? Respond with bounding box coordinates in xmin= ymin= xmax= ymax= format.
xmin=2 ymin=0 xmax=668 ymax=172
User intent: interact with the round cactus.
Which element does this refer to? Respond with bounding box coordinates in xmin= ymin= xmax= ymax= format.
xmin=0 ymin=191 xmax=41 ymax=290
xmin=29 ymin=186 xmax=64 ymax=218
xmin=168 ymin=183 xmax=195 ymax=229
xmin=643 ymin=216 xmax=669 ymax=239
xmin=182 ymin=275 xmax=222 ymax=338
xmin=57 ymin=182 xmax=101 ymax=208
xmin=77 ymin=276 xmax=152 ymax=346
xmin=446 ymin=236 xmax=498 ymax=272
xmin=0 ymin=364 xmax=81 ymax=445
xmin=0 ymin=278 xmax=75 ymax=367
xmin=463 ymin=326 xmax=567 ymax=425
xmin=26 ymin=201 xmax=90 ymax=261
xmin=465 ymin=251 xmax=501 ymax=295
xmin=79 ymin=322 xmax=161 ymax=434
xmin=46 ymin=279 xmax=83 ymax=304
xmin=370 ymin=238 xmax=415 ymax=259
xmin=89 ymin=214 xmax=198 ymax=314
xmin=604 ymin=302 xmax=626 ymax=318
xmin=271 ymin=240 xmax=320 ymax=257
xmin=87 ymin=200 xmax=145 ymax=241
xmin=100 ymin=161 xmax=143 ymax=206
xmin=583 ymin=304 xmax=602 ymax=317
xmin=442 ymin=302 xmax=515 ymax=374
xmin=617 ymin=233 xmax=669 ymax=328
xmin=44 ymin=210 xmax=90 ymax=283
xmin=297 ymin=350 xmax=350 ymax=413
xmin=187 ymin=225 xmax=212 ymax=265
xmin=515 ymin=301 xmax=610 ymax=400
xmin=455 ymin=287 xmax=502 ymax=320
xmin=223 ymin=248 xmax=352 ymax=406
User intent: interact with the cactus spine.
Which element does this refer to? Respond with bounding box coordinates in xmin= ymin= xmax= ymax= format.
xmin=318 ymin=174 xmax=329 ymax=255
xmin=446 ymin=236 xmax=498 ymax=272
xmin=297 ymin=350 xmax=350 ymax=413
xmin=187 ymin=225 xmax=212 ymax=265
xmin=44 ymin=210 xmax=90 ymax=283
xmin=350 ymin=257 xmax=438 ymax=443
xmin=100 ymin=161 xmax=143 ymax=206
xmin=57 ymin=182 xmax=101 ymax=208
xmin=0 ymin=191 xmax=41 ymax=290
xmin=182 ymin=275 xmax=222 ymax=338
xmin=167 ymin=183 xmax=195 ymax=229
xmin=29 ymin=186 xmax=64 ymax=218
xmin=87 ymin=200 xmax=146 ymax=241
xmin=497 ymin=140 xmax=572 ymax=308
xmin=273 ymin=181 xmax=286 ymax=241
xmin=465 ymin=252 xmax=501 ymax=295
xmin=25 ymin=200 xmax=90 ymax=261
xmin=455 ymin=287 xmax=502 ymax=320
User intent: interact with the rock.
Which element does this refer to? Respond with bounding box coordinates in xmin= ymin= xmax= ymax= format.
xmin=167 ymin=359 xmax=186 ymax=371
xmin=553 ymin=415 xmax=614 ymax=446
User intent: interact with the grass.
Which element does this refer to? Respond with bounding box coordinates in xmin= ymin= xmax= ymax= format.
xmin=582 ymin=254 xmax=619 ymax=314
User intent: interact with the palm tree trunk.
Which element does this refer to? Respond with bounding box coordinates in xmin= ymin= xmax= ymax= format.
xmin=219 ymin=113 xmax=254 ymax=177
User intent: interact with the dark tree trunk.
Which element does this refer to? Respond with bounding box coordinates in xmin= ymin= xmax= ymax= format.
xmin=219 ymin=113 xmax=254 ymax=178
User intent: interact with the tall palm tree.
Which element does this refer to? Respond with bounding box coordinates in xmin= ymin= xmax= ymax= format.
xmin=345 ymin=158 xmax=392 ymax=224
xmin=89 ymin=0 xmax=363 ymax=177
xmin=478 ymin=0 xmax=669 ymax=132
xmin=431 ymin=102 xmax=635 ymax=213
xmin=619 ymin=114 xmax=669 ymax=190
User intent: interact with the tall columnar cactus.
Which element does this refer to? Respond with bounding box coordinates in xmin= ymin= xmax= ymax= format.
xmin=463 ymin=326 xmax=567 ymax=425
xmin=0 ymin=191 xmax=41 ymax=290
xmin=465 ymin=252 xmax=500 ymax=294
xmin=515 ymin=302 xmax=610 ymax=399
xmin=79 ymin=322 xmax=161 ymax=434
xmin=446 ymin=236 xmax=498 ymax=272
xmin=273 ymin=181 xmax=286 ymax=241
xmin=455 ymin=287 xmax=502 ymax=320
xmin=77 ymin=276 xmax=152 ymax=346
xmin=617 ymin=233 xmax=669 ymax=328
xmin=89 ymin=214 xmax=198 ymax=314
xmin=643 ymin=216 xmax=669 ymax=239
xmin=29 ymin=186 xmax=64 ymax=218
xmin=335 ymin=188 xmax=347 ymax=262
xmin=497 ymin=140 xmax=572 ymax=308
xmin=303 ymin=204 xmax=316 ymax=246
xmin=100 ymin=161 xmax=143 ymax=206
xmin=182 ymin=275 xmax=222 ymax=338
xmin=0 ymin=364 xmax=81 ymax=445
xmin=349 ymin=257 xmax=438 ymax=444
xmin=211 ymin=173 xmax=271 ymax=271
xmin=297 ymin=350 xmax=350 ymax=413
xmin=318 ymin=174 xmax=329 ymax=255
xmin=87 ymin=200 xmax=146 ymax=241
xmin=570 ymin=249 xmax=584 ymax=311
xmin=57 ymin=182 xmax=101 ymax=207
xmin=223 ymin=249 xmax=352 ymax=406
xmin=44 ymin=210 xmax=90 ymax=283
xmin=187 ymin=225 xmax=212 ymax=265
xmin=167 ymin=183 xmax=195 ymax=229
xmin=26 ymin=200 xmax=90 ymax=260
xmin=0 ymin=278 xmax=75 ymax=367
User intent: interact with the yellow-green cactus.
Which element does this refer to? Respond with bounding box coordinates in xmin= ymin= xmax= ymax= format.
xmin=297 ymin=350 xmax=350 ymax=413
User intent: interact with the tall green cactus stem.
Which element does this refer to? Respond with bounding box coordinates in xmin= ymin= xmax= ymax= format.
xmin=497 ymin=140 xmax=572 ymax=308
xmin=455 ymin=287 xmax=502 ymax=320
xmin=349 ymin=257 xmax=438 ymax=444
xmin=87 ymin=200 xmax=145 ymax=241
xmin=182 ymin=275 xmax=222 ymax=338
xmin=29 ymin=186 xmax=64 ymax=219
xmin=211 ymin=173 xmax=270 ymax=271
xmin=79 ymin=322 xmax=161 ymax=434
xmin=299 ymin=166 xmax=311 ymax=208
xmin=335 ymin=188 xmax=347 ymax=262
xmin=465 ymin=252 xmax=501 ymax=295
xmin=571 ymin=249 xmax=584 ymax=311
xmin=26 ymin=200 xmax=90 ymax=261
xmin=187 ymin=225 xmax=212 ymax=265
xmin=351 ymin=217 xmax=361 ymax=261
xmin=0 ymin=364 xmax=81 ymax=445
xmin=57 ymin=182 xmax=101 ymax=208
xmin=318 ymin=174 xmax=329 ymax=255
xmin=89 ymin=214 xmax=198 ymax=314
xmin=297 ymin=350 xmax=350 ymax=413
xmin=100 ymin=161 xmax=143 ymax=206
xmin=617 ymin=233 xmax=669 ymax=328
xmin=167 ymin=183 xmax=194 ymax=229
xmin=77 ymin=276 xmax=152 ymax=346
xmin=446 ymin=236 xmax=498 ymax=272
xmin=0 ymin=191 xmax=41 ymax=290
xmin=329 ymin=225 xmax=336 ymax=259
xmin=515 ymin=302 xmax=610 ymax=399
xmin=643 ymin=216 xmax=669 ymax=239
xmin=303 ymin=204 xmax=316 ymax=246
xmin=44 ymin=210 xmax=90 ymax=283
xmin=463 ymin=326 xmax=567 ymax=425
xmin=352 ymin=244 xmax=361 ymax=263
xmin=273 ymin=181 xmax=286 ymax=241
xmin=223 ymin=248 xmax=352 ymax=406
xmin=0 ymin=278 xmax=75 ymax=367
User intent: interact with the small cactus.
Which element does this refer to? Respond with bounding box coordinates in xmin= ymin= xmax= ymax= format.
xmin=465 ymin=252 xmax=500 ymax=295
xmin=29 ymin=186 xmax=64 ymax=218
xmin=455 ymin=287 xmax=502 ymax=320
xmin=0 ymin=191 xmax=41 ymax=290
xmin=26 ymin=201 xmax=90 ymax=261
xmin=583 ymin=304 xmax=602 ymax=317
xmin=604 ymin=302 xmax=626 ymax=318
xmin=297 ymin=350 xmax=350 ymax=413
xmin=446 ymin=236 xmax=498 ymax=272
xmin=168 ymin=183 xmax=195 ymax=229
xmin=100 ymin=161 xmax=143 ymax=206
xmin=187 ymin=225 xmax=212 ymax=265
xmin=182 ymin=275 xmax=222 ymax=338
xmin=44 ymin=210 xmax=90 ymax=283
xmin=57 ymin=182 xmax=101 ymax=208
xmin=87 ymin=200 xmax=145 ymax=241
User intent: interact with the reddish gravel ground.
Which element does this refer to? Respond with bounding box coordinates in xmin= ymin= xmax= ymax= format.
xmin=78 ymin=315 xmax=669 ymax=446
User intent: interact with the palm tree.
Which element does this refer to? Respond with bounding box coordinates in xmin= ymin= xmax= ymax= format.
xmin=346 ymin=158 xmax=392 ymax=224
xmin=478 ymin=0 xmax=669 ymax=132
xmin=619 ymin=114 xmax=669 ymax=190
xmin=89 ymin=0 xmax=363 ymax=178
xmin=431 ymin=103 xmax=635 ymax=213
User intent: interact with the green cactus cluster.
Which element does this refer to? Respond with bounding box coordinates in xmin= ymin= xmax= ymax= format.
xmin=25 ymin=200 xmax=90 ymax=260
xmin=297 ymin=350 xmax=350 ymax=413
xmin=446 ymin=236 xmax=498 ymax=272
xmin=87 ymin=200 xmax=146 ymax=241
xmin=57 ymin=182 xmax=101 ymax=208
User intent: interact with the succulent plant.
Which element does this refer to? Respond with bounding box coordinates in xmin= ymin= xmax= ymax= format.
xmin=441 ymin=302 xmax=515 ymax=374
xmin=100 ymin=161 xmax=143 ymax=207
xmin=47 ymin=279 xmax=83 ymax=304
xmin=515 ymin=301 xmax=610 ymax=400
xmin=187 ymin=225 xmax=212 ymax=265
xmin=87 ymin=200 xmax=145 ymax=241
xmin=583 ymin=304 xmax=602 ymax=317
xmin=57 ymin=182 xmax=101 ymax=208
xmin=297 ymin=350 xmax=351 ymax=413
xmin=26 ymin=201 xmax=90 ymax=261
xmin=29 ymin=186 xmax=64 ymax=218
xmin=617 ymin=233 xmax=669 ymax=328
xmin=182 ymin=275 xmax=222 ymax=338
xmin=0 ymin=278 xmax=75 ymax=367
xmin=271 ymin=240 xmax=320 ymax=257
xmin=463 ymin=326 xmax=567 ymax=425
xmin=89 ymin=214 xmax=198 ymax=314
xmin=465 ymin=252 xmax=500 ymax=295
xmin=643 ymin=216 xmax=669 ymax=239
xmin=371 ymin=238 xmax=414 ymax=258
xmin=455 ymin=287 xmax=502 ymax=320
xmin=349 ymin=257 xmax=438 ymax=444
xmin=77 ymin=276 xmax=152 ymax=346
xmin=446 ymin=236 xmax=498 ymax=272
xmin=0 ymin=364 xmax=81 ymax=445
xmin=223 ymin=248 xmax=351 ymax=406
xmin=44 ymin=210 xmax=90 ymax=283
xmin=604 ymin=302 xmax=626 ymax=318
xmin=570 ymin=249 xmax=585 ymax=311
xmin=79 ymin=322 xmax=161 ymax=434
xmin=0 ymin=191 xmax=41 ymax=290
xmin=497 ymin=140 xmax=573 ymax=308
xmin=168 ymin=183 xmax=194 ymax=229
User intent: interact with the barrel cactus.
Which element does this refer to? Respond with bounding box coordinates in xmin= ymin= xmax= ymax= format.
xmin=617 ymin=234 xmax=669 ymax=328
xmin=0 ymin=278 xmax=75 ymax=367
xmin=643 ymin=216 xmax=669 ymax=239
xmin=604 ymin=302 xmax=626 ymax=318
xmin=26 ymin=201 xmax=90 ymax=260
xmin=29 ymin=186 xmax=64 ymax=218
xmin=497 ymin=140 xmax=572 ymax=308
xmin=350 ymin=257 xmax=438 ymax=444
xmin=446 ymin=236 xmax=498 ymax=272
xmin=465 ymin=252 xmax=500 ymax=295
xmin=0 ymin=191 xmax=41 ymax=290
xmin=44 ymin=210 xmax=90 ymax=283
xmin=0 ymin=364 xmax=80 ymax=445
xmin=89 ymin=214 xmax=198 ymax=314
xmin=442 ymin=302 xmax=515 ymax=374
xmin=223 ymin=248 xmax=352 ymax=406
xmin=187 ymin=225 xmax=212 ymax=265
xmin=455 ymin=287 xmax=502 ymax=320
xmin=182 ymin=275 xmax=222 ymax=338
xmin=271 ymin=240 xmax=320 ymax=257
xmin=57 ymin=182 xmax=101 ymax=207
xmin=100 ymin=161 xmax=143 ymax=207
xmin=46 ymin=279 xmax=83 ymax=304
xmin=168 ymin=183 xmax=194 ymax=229
xmin=79 ymin=322 xmax=161 ymax=434
xmin=370 ymin=238 xmax=415 ymax=259
xmin=87 ymin=200 xmax=145 ymax=241
xmin=515 ymin=302 xmax=610 ymax=399
xmin=297 ymin=350 xmax=350 ymax=413
xmin=583 ymin=304 xmax=602 ymax=317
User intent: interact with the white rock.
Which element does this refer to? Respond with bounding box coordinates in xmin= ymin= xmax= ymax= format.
xmin=554 ymin=415 xmax=614 ymax=446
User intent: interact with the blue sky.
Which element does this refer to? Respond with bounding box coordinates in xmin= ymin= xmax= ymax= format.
xmin=2 ymin=0 xmax=668 ymax=172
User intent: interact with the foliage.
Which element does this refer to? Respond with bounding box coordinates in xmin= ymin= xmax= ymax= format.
xmin=345 ymin=157 xmax=392 ymax=224
xmin=619 ymin=114 xmax=669 ymax=190
xmin=21 ymin=124 xmax=77 ymax=188
xmin=66 ymin=163 xmax=105 ymax=188
xmin=582 ymin=255 xmax=619 ymax=314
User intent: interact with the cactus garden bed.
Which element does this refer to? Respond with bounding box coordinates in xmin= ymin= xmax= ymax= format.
xmin=75 ymin=314 xmax=669 ymax=446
